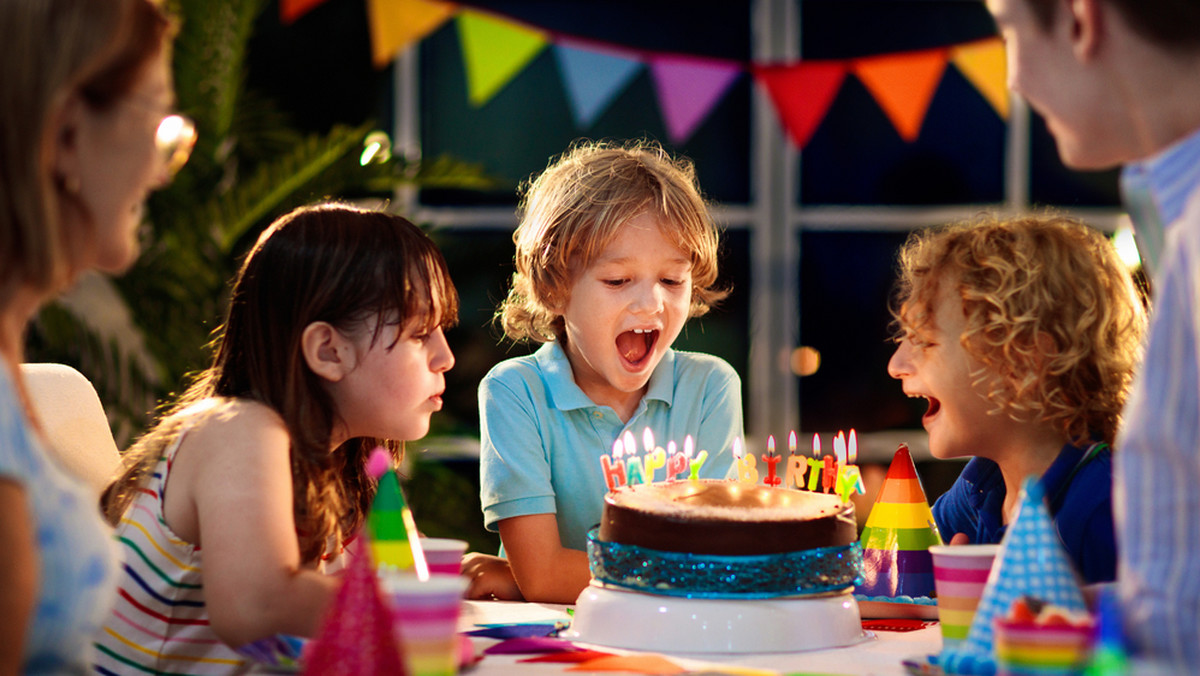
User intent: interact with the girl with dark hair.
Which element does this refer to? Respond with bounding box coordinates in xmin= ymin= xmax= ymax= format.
xmin=94 ymin=203 xmax=458 ymax=673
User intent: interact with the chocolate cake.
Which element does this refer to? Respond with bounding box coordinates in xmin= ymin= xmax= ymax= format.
xmin=598 ymin=479 xmax=857 ymax=556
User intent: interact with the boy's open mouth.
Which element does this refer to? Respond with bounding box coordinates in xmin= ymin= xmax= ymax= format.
xmin=922 ymin=396 xmax=941 ymax=423
xmin=616 ymin=328 xmax=659 ymax=366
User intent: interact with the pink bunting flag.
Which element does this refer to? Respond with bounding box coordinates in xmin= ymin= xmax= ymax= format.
xmin=754 ymin=61 xmax=848 ymax=149
xmin=648 ymin=55 xmax=742 ymax=145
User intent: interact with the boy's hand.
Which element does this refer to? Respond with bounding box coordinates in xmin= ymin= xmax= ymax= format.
xmin=461 ymin=552 xmax=525 ymax=601
xmin=949 ymin=532 xmax=971 ymax=545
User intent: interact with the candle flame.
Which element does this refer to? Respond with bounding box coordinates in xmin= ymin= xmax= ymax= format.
xmin=812 ymin=433 xmax=821 ymax=458
xmin=643 ymin=427 xmax=655 ymax=455
xmin=623 ymin=430 xmax=637 ymax=456
xmin=684 ymin=435 xmax=694 ymax=458
xmin=612 ymin=438 xmax=624 ymax=459
xmin=732 ymin=436 xmax=743 ymax=459
xmin=666 ymin=439 xmax=677 ymax=455
xmin=767 ymin=434 xmax=776 ymax=456
xmin=848 ymin=428 xmax=858 ymax=464
xmin=788 ymin=430 xmax=797 ymax=454
xmin=833 ymin=431 xmax=846 ymax=464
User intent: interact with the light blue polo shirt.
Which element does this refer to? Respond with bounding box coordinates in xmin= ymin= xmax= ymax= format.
xmin=479 ymin=341 xmax=742 ymax=553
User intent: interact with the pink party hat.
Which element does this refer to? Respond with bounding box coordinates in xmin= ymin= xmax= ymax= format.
xmin=938 ymin=476 xmax=1088 ymax=675
xmin=302 ymin=533 xmax=409 ymax=676
xmin=855 ymin=443 xmax=940 ymax=598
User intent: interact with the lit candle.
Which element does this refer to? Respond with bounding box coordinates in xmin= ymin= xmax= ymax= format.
xmin=599 ymin=438 xmax=627 ymax=491
xmin=641 ymin=428 xmax=666 ymax=482
xmin=836 ymin=428 xmax=865 ymax=502
xmin=665 ymin=440 xmax=687 ymax=481
xmin=784 ymin=430 xmax=805 ymax=489
xmin=806 ymin=434 xmax=824 ymax=491
xmin=623 ymin=430 xmax=646 ymax=485
xmin=762 ymin=435 xmax=783 ymax=487
xmin=686 ymin=435 xmax=708 ymax=481
xmin=734 ymin=436 xmax=759 ymax=484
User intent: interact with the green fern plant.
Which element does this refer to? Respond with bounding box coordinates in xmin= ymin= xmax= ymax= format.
xmin=26 ymin=0 xmax=492 ymax=445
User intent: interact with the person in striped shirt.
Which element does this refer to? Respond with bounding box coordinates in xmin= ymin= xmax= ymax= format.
xmin=985 ymin=0 xmax=1200 ymax=665
xmin=93 ymin=204 xmax=458 ymax=673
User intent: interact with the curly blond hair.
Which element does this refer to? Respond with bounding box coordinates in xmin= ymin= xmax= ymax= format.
xmin=498 ymin=139 xmax=729 ymax=343
xmin=891 ymin=213 xmax=1146 ymax=446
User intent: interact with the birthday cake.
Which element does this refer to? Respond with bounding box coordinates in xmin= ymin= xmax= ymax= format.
xmin=599 ymin=479 xmax=857 ymax=555
xmin=587 ymin=479 xmax=861 ymax=599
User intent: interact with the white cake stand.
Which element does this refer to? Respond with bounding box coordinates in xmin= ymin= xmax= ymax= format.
xmin=561 ymin=582 xmax=867 ymax=654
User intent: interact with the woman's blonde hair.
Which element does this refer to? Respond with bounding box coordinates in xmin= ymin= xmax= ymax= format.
xmin=891 ymin=213 xmax=1146 ymax=445
xmin=0 ymin=0 xmax=170 ymax=305
xmin=498 ymin=139 xmax=729 ymax=342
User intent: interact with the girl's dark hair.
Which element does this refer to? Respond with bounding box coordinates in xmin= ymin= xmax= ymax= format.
xmin=103 ymin=204 xmax=459 ymax=562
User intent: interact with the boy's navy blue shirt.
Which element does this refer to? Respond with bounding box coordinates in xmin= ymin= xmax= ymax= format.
xmin=930 ymin=440 xmax=1115 ymax=584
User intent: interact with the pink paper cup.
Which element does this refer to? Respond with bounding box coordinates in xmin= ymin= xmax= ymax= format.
xmin=381 ymin=573 xmax=469 ymax=676
xmin=929 ymin=544 xmax=1000 ymax=650
xmin=994 ymin=619 xmax=1094 ymax=676
xmin=420 ymin=538 xmax=469 ymax=577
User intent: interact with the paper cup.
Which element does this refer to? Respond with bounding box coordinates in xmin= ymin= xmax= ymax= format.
xmin=381 ymin=573 xmax=469 ymax=676
xmin=420 ymin=538 xmax=469 ymax=576
xmin=929 ymin=544 xmax=1000 ymax=650
xmin=994 ymin=619 xmax=1094 ymax=676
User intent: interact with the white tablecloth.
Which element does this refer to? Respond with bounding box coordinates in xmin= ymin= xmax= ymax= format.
xmin=460 ymin=600 xmax=941 ymax=675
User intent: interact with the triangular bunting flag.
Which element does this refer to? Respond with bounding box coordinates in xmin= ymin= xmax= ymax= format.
xmin=939 ymin=477 xmax=1088 ymax=676
xmin=855 ymin=443 xmax=940 ymax=598
xmin=279 ymin=0 xmax=328 ymax=24
xmin=648 ymin=55 xmax=742 ymax=145
xmin=852 ymin=48 xmax=949 ymax=142
xmin=951 ymin=37 xmax=1009 ymax=119
xmin=553 ymin=40 xmax=644 ymax=128
xmin=302 ymin=535 xmax=409 ymax=676
xmin=457 ymin=9 xmax=549 ymax=106
xmin=754 ymin=61 xmax=847 ymax=149
xmin=367 ymin=0 xmax=459 ymax=68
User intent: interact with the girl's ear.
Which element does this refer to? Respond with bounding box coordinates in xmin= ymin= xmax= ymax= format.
xmin=302 ymin=321 xmax=355 ymax=382
xmin=1070 ymin=0 xmax=1103 ymax=62
xmin=51 ymin=93 xmax=84 ymax=193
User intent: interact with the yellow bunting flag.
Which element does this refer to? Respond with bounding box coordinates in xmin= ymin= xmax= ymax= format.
xmin=951 ymin=37 xmax=1009 ymax=119
xmin=456 ymin=9 xmax=549 ymax=106
xmin=852 ymin=48 xmax=949 ymax=142
xmin=367 ymin=0 xmax=458 ymax=68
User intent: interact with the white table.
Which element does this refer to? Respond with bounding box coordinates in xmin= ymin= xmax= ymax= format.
xmin=460 ymin=600 xmax=941 ymax=675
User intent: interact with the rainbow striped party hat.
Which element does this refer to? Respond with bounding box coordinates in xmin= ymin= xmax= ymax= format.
xmin=367 ymin=448 xmax=429 ymax=579
xmin=938 ymin=476 xmax=1088 ymax=675
xmin=855 ymin=443 xmax=940 ymax=598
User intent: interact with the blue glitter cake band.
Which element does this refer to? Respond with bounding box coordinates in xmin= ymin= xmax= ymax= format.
xmin=586 ymin=529 xmax=864 ymax=599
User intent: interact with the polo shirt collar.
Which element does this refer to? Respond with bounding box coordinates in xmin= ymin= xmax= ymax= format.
xmin=536 ymin=341 xmax=676 ymax=412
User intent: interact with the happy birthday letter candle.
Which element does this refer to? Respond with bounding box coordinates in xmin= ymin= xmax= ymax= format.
xmin=641 ymin=428 xmax=666 ymax=482
xmin=784 ymin=431 xmax=806 ymax=489
xmin=685 ymin=435 xmax=708 ymax=480
xmin=761 ymin=435 xmax=782 ymax=487
xmin=806 ymin=434 xmax=824 ymax=491
xmin=734 ymin=436 xmax=759 ymax=484
xmin=600 ymin=438 xmax=627 ymax=491
xmin=836 ymin=429 xmax=865 ymax=502
xmin=664 ymin=440 xmax=687 ymax=481
xmin=623 ymin=429 xmax=646 ymax=485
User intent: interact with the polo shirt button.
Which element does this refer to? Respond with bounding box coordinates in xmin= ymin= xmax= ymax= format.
xmin=593 ymin=411 xmax=602 ymax=419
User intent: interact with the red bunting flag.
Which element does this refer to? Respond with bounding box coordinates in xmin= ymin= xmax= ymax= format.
xmin=753 ymin=61 xmax=847 ymax=149
xmin=279 ymin=0 xmax=328 ymax=24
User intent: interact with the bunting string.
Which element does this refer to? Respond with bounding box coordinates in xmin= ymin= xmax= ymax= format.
xmin=281 ymin=0 xmax=1007 ymax=148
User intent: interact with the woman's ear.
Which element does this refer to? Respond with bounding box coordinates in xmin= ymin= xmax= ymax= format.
xmin=302 ymin=321 xmax=355 ymax=382
xmin=1070 ymin=0 xmax=1104 ymax=62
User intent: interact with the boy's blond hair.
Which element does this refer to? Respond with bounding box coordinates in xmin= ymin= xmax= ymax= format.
xmin=891 ymin=213 xmax=1147 ymax=445
xmin=498 ymin=139 xmax=729 ymax=343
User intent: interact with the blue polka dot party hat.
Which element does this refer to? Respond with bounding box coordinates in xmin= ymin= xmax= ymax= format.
xmin=937 ymin=476 xmax=1088 ymax=676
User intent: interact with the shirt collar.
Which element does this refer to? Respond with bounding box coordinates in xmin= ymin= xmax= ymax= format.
xmin=538 ymin=341 xmax=676 ymax=411
xmin=1122 ymin=125 xmax=1200 ymax=228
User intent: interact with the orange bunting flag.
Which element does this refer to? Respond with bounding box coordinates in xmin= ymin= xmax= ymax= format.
xmin=279 ymin=0 xmax=328 ymax=24
xmin=754 ymin=61 xmax=848 ymax=149
xmin=852 ymin=48 xmax=949 ymax=142
xmin=368 ymin=0 xmax=458 ymax=68
xmin=951 ymin=37 xmax=1009 ymax=119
